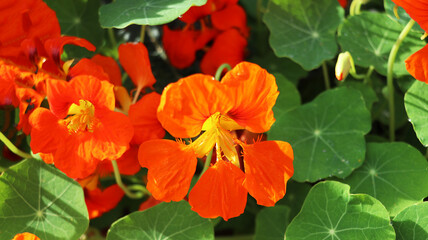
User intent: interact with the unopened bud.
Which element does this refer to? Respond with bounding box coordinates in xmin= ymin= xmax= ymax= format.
xmin=335 ymin=52 xmax=353 ymax=81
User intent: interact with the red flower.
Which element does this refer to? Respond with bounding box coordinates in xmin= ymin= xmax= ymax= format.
xmin=85 ymin=184 xmax=124 ymax=219
xmin=138 ymin=62 xmax=293 ymax=220
xmin=29 ymin=76 xmax=133 ymax=178
xmin=338 ymin=0 xmax=347 ymax=8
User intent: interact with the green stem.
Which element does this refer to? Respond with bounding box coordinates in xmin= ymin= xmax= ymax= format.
xmin=111 ymin=160 xmax=145 ymax=199
xmin=322 ymin=62 xmax=330 ymax=90
xmin=108 ymin=28 xmax=117 ymax=48
xmin=387 ymin=19 xmax=415 ymax=142
xmin=198 ymin=149 xmax=213 ymax=181
xmin=215 ymin=64 xmax=231 ymax=80
xmin=363 ymin=65 xmax=374 ymax=86
xmin=140 ymin=25 xmax=146 ymax=43
xmin=0 ymin=131 xmax=32 ymax=159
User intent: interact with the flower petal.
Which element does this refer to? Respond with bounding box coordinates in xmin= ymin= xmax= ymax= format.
xmin=12 ymin=232 xmax=40 ymax=240
xmin=128 ymin=92 xmax=165 ymax=145
xmin=157 ymin=74 xmax=233 ymax=138
xmin=44 ymin=36 xmax=95 ymax=67
xmin=189 ymin=160 xmax=247 ymax=220
xmin=91 ymin=109 xmax=133 ymax=161
xmin=67 ymin=58 xmax=109 ymax=82
xmin=85 ymin=184 xmax=124 ymax=219
xmin=70 ymin=75 xmax=115 ymax=111
xmin=162 ymin=26 xmax=198 ymax=69
xmin=29 ymin=107 xmax=66 ymax=154
xmin=392 ymin=0 xmax=428 ymax=32
xmin=242 ymin=140 xmax=294 ymax=206
xmin=98 ymin=145 xmax=141 ymax=176
xmin=15 ymin=87 xmax=44 ymax=134
xmin=118 ymin=42 xmax=156 ymax=90
xmin=200 ymin=29 xmax=247 ymax=76
xmin=139 ymin=139 xmax=197 ymax=201
xmin=221 ymin=62 xmax=278 ymax=133
xmin=211 ymin=4 xmax=249 ymax=37
xmin=91 ymin=54 xmax=122 ymax=86
xmin=405 ymin=44 xmax=428 ymax=83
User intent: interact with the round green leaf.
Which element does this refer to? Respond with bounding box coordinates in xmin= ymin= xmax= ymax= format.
xmin=342 ymin=142 xmax=428 ymax=216
xmin=393 ymin=202 xmax=428 ymax=240
xmin=106 ymin=201 xmax=214 ymax=240
xmin=99 ymin=0 xmax=207 ymax=28
xmin=269 ymin=88 xmax=371 ymax=182
xmin=285 ymin=181 xmax=395 ymax=240
xmin=44 ymin=0 xmax=104 ymax=56
xmin=273 ymin=74 xmax=301 ymax=115
xmin=254 ymin=205 xmax=290 ymax=240
xmin=384 ymin=0 xmax=424 ymax=32
xmin=338 ymin=12 xmax=425 ymax=77
xmin=404 ymin=80 xmax=428 ymax=146
xmin=338 ymin=81 xmax=378 ymax=110
xmin=263 ymin=0 xmax=344 ymax=70
xmin=0 ymin=159 xmax=89 ymax=240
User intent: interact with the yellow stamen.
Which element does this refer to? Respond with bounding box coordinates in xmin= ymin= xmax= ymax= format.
xmin=63 ymin=99 xmax=96 ymax=133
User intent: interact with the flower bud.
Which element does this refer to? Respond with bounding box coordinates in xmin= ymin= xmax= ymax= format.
xmin=335 ymin=51 xmax=353 ymax=81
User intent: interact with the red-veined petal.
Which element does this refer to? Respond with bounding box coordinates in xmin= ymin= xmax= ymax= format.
xmin=221 ymin=62 xmax=278 ymax=133
xmin=157 ymin=74 xmax=232 ymax=138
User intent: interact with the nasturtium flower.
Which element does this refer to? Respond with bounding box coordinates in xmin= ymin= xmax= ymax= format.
xmin=162 ymin=0 xmax=249 ymax=75
xmin=392 ymin=0 xmax=428 ymax=83
xmin=139 ymin=62 xmax=294 ymax=220
xmin=338 ymin=0 xmax=347 ymax=8
xmin=85 ymin=184 xmax=124 ymax=219
xmin=12 ymin=233 xmax=40 ymax=240
xmin=29 ymin=76 xmax=133 ymax=178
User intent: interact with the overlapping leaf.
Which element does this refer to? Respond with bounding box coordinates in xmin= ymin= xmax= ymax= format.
xmin=272 ymin=74 xmax=301 ymax=116
xmin=393 ymin=202 xmax=428 ymax=240
xmin=254 ymin=205 xmax=290 ymax=240
xmin=263 ymin=0 xmax=344 ymax=70
xmin=404 ymin=81 xmax=428 ymax=146
xmin=338 ymin=12 xmax=425 ymax=76
xmin=269 ymin=88 xmax=371 ymax=182
xmin=99 ymin=0 xmax=207 ymax=28
xmin=106 ymin=201 xmax=214 ymax=240
xmin=285 ymin=181 xmax=395 ymax=240
xmin=342 ymin=142 xmax=428 ymax=216
xmin=0 ymin=159 xmax=88 ymax=240
xmin=384 ymin=0 xmax=423 ymax=32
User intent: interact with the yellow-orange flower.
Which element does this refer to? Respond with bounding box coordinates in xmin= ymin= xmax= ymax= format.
xmin=138 ymin=62 xmax=294 ymax=220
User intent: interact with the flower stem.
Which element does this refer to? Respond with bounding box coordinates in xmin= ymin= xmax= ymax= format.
xmin=198 ymin=148 xmax=213 ymax=181
xmin=0 ymin=131 xmax=32 ymax=159
xmin=111 ymin=160 xmax=145 ymax=199
xmin=108 ymin=28 xmax=117 ymax=48
xmin=140 ymin=25 xmax=146 ymax=43
xmin=215 ymin=63 xmax=232 ymax=80
xmin=322 ymin=62 xmax=330 ymax=90
xmin=363 ymin=65 xmax=374 ymax=86
xmin=387 ymin=19 xmax=415 ymax=142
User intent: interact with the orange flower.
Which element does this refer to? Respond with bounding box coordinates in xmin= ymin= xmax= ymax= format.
xmin=139 ymin=62 xmax=294 ymax=220
xmin=29 ymin=76 xmax=133 ymax=178
xmin=392 ymin=0 xmax=428 ymax=83
xmin=12 ymin=233 xmax=40 ymax=240
xmin=85 ymin=184 xmax=124 ymax=219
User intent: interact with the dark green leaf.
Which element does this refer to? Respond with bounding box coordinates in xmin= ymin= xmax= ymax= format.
xmin=99 ymin=0 xmax=207 ymax=28
xmin=0 ymin=159 xmax=89 ymax=240
xmin=106 ymin=201 xmax=214 ymax=240
xmin=273 ymin=74 xmax=301 ymax=116
xmin=338 ymin=12 xmax=425 ymax=76
xmin=384 ymin=0 xmax=424 ymax=32
xmin=263 ymin=0 xmax=344 ymax=70
xmin=285 ymin=181 xmax=395 ymax=240
xmin=269 ymin=88 xmax=371 ymax=182
xmin=342 ymin=142 xmax=428 ymax=216
xmin=338 ymin=81 xmax=378 ymax=110
xmin=254 ymin=205 xmax=289 ymax=240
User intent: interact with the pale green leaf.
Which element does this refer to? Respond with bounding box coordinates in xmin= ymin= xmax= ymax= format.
xmin=404 ymin=80 xmax=428 ymax=146
xmin=393 ymin=202 xmax=428 ymax=240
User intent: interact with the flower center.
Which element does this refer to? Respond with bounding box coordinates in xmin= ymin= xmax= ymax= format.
xmin=191 ymin=112 xmax=243 ymax=167
xmin=64 ymin=99 xmax=96 ymax=133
